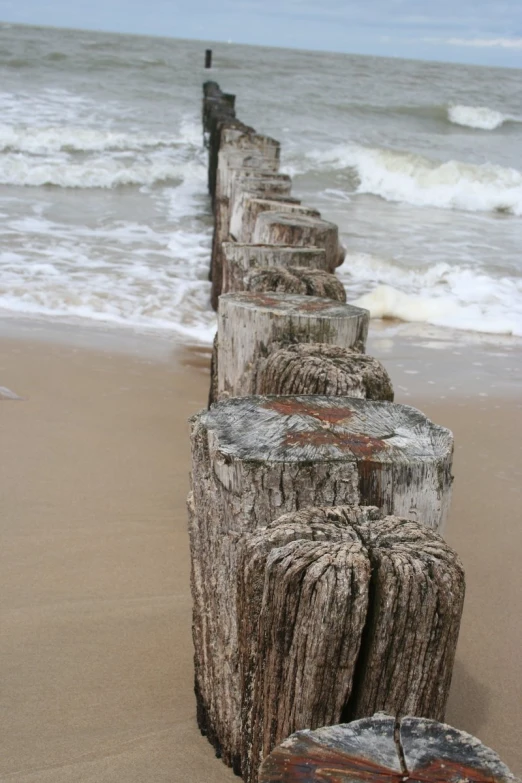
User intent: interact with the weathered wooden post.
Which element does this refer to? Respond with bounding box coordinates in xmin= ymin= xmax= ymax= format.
xmin=245 ymin=267 xmax=347 ymax=301
xmin=238 ymin=507 xmax=465 ymax=783
xmin=211 ymin=132 xmax=281 ymax=307
xmin=256 ymin=343 xmax=393 ymax=400
xmin=230 ymin=173 xmax=293 ymax=215
xmin=205 ymin=49 xmax=212 ymax=69
xmin=259 ymin=715 xmax=518 ymax=783
xmin=216 ymin=292 xmax=369 ymax=398
xmin=230 ymin=196 xmax=320 ymax=243
xmin=221 ymin=244 xmax=329 ymax=295
xmin=253 ymin=211 xmax=345 ymax=272
xmin=189 ymin=396 xmax=454 ymax=772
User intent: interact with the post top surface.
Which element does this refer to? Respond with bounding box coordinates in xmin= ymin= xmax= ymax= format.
xmin=256 ymin=210 xmax=337 ymax=230
xmin=259 ymin=716 xmax=516 ymax=783
xmin=222 ymin=243 xmax=326 ymax=257
xmin=219 ymin=291 xmax=367 ymax=319
xmin=200 ymin=395 xmax=453 ymax=464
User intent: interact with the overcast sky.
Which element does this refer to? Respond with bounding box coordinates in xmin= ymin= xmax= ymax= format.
xmin=1 ymin=0 xmax=522 ymax=68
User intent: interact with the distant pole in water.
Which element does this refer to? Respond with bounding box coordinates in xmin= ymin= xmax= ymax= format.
xmin=205 ymin=49 xmax=212 ymax=69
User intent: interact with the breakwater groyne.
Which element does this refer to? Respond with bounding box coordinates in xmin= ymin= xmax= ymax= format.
xmin=185 ymin=81 xmax=516 ymax=783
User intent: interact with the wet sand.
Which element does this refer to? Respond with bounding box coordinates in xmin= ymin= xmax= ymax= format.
xmin=1 ymin=325 xmax=521 ymax=780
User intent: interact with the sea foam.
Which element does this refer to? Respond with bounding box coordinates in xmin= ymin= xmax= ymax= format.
xmin=307 ymin=144 xmax=522 ymax=215
xmin=447 ymin=104 xmax=515 ymax=130
xmin=340 ymin=253 xmax=522 ymax=338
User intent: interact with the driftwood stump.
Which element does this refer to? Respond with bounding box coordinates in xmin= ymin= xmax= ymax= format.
xmin=253 ymin=211 xmax=344 ymax=272
xmin=216 ymin=292 xmax=369 ymax=399
xmin=259 ymin=715 xmax=518 ymax=783
xmin=238 ymin=507 xmax=465 ymax=782
xmin=255 ymin=343 xmax=393 ymax=400
xmin=245 ymin=266 xmax=346 ymax=301
xmin=221 ymin=243 xmax=329 ymax=295
xmin=230 ymin=196 xmax=320 ymax=243
xmin=188 ymin=396 xmax=454 ymax=772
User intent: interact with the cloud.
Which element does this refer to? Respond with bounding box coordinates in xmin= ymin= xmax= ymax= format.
xmin=446 ymin=37 xmax=522 ymax=49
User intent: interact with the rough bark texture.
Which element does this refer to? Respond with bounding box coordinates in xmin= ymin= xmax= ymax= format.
xmin=255 ymin=343 xmax=393 ymax=401
xmin=259 ymin=715 xmax=518 ymax=783
xmin=216 ymin=292 xmax=369 ymax=399
xmin=221 ymin=244 xmax=329 ymax=295
xmin=245 ymin=267 xmax=346 ymax=302
xmin=253 ymin=211 xmax=343 ymax=272
xmin=230 ymin=196 xmax=320 ymax=243
xmin=239 ymin=507 xmax=465 ymax=782
xmin=188 ymin=396 xmax=454 ymax=772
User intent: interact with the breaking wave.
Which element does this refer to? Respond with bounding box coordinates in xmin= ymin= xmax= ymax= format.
xmin=307 ymin=144 xmax=522 ymax=215
xmin=339 ymin=253 xmax=522 ymax=337
xmin=447 ymin=104 xmax=519 ymax=130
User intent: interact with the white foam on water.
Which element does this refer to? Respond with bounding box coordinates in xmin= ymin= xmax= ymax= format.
xmin=0 ymin=145 xmax=217 ymax=343
xmin=307 ymin=143 xmax=522 ymax=215
xmin=447 ymin=104 xmax=520 ymax=130
xmin=340 ymin=252 xmax=522 ymax=337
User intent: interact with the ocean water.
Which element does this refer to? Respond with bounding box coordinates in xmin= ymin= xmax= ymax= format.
xmin=1 ymin=24 xmax=522 ymax=344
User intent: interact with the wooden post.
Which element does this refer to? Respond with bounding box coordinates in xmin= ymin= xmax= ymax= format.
xmin=221 ymin=244 xmax=329 ymax=295
xmin=230 ymin=173 xmax=293 ymax=212
xmin=205 ymin=49 xmax=212 ymax=69
xmin=211 ymin=135 xmax=281 ymax=307
xmin=239 ymin=508 xmax=465 ymax=782
xmin=255 ymin=343 xmax=393 ymax=400
xmin=253 ymin=211 xmax=344 ymax=272
xmin=189 ymin=397 xmax=453 ymax=773
xmin=245 ymin=266 xmax=346 ymax=301
xmin=259 ymin=715 xmax=517 ymax=783
xmin=230 ymin=196 xmax=320 ymax=243
xmin=216 ymin=292 xmax=369 ymax=398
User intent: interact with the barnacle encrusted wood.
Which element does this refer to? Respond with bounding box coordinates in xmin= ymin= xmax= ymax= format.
xmin=245 ymin=267 xmax=346 ymax=301
xmin=253 ymin=211 xmax=344 ymax=271
xmin=255 ymin=343 xmax=393 ymax=400
xmin=238 ymin=507 xmax=465 ymax=783
xmin=258 ymin=715 xmax=518 ymax=783
xmin=216 ymin=292 xmax=369 ymax=398
xmin=221 ymin=243 xmax=329 ymax=295
xmin=230 ymin=195 xmax=320 ymax=243
xmin=188 ymin=396 xmax=454 ymax=772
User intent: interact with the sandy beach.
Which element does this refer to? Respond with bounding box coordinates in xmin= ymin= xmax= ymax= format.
xmin=1 ymin=320 xmax=521 ymax=781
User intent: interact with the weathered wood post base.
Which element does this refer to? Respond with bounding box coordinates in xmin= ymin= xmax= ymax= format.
xmin=245 ymin=266 xmax=346 ymax=301
xmin=255 ymin=343 xmax=393 ymax=400
xmin=221 ymin=243 xmax=329 ymax=295
xmin=216 ymin=292 xmax=370 ymax=399
xmin=253 ymin=211 xmax=343 ymax=272
xmin=188 ymin=396 xmax=453 ymax=773
xmin=238 ymin=507 xmax=465 ymax=782
xmin=259 ymin=715 xmax=518 ymax=783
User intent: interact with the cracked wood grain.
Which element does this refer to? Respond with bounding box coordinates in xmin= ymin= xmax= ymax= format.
xmin=258 ymin=715 xmax=518 ymax=783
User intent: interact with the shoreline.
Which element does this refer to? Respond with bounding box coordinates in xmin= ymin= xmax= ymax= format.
xmin=2 ymin=310 xmax=521 ymax=398
xmin=1 ymin=324 xmax=521 ymax=778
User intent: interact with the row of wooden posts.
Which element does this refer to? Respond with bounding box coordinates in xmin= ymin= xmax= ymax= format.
xmin=186 ymin=81 xmax=516 ymax=783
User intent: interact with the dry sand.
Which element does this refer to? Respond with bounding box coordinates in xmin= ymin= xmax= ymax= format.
xmin=1 ymin=326 xmax=521 ymax=781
